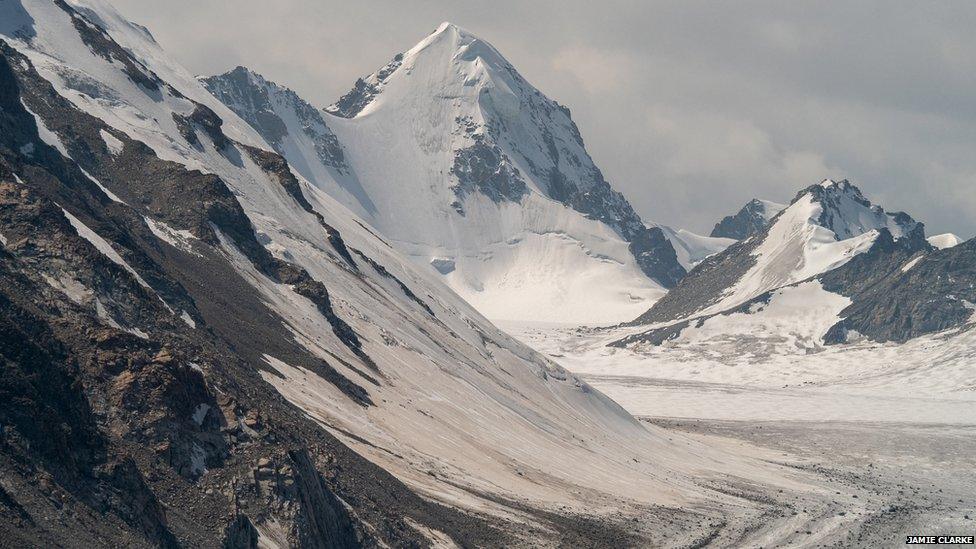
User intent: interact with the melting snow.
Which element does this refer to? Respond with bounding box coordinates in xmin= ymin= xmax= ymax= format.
xmin=99 ymin=128 xmax=124 ymax=155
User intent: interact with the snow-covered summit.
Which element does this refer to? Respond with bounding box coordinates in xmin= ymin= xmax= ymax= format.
xmin=799 ymin=179 xmax=919 ymax=241
xmin=327 ymin=21 xmax=512 ymax=119
xmin=210 ymin=23 xmax=684 ymax=323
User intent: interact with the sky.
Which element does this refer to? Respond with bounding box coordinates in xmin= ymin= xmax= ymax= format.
xmin=112 ymin=0 xmax=976 ymax=239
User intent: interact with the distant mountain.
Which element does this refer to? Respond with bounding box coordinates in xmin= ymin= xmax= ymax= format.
xmin=650 ymin=222 xmax=735 ymax=270
xmin=633 ymin=179 xmax=923 ymax=325
xmin=206 ymin=23 xmax=685 ymax=323
xmin=710 ymin=198 xmax=786 ymax=240
xmin=618 ymin=178 xmax=976 ymax=347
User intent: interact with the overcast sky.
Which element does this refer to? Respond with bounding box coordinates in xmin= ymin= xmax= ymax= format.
xmin=113 ymin=0 xmax=976 ymax=238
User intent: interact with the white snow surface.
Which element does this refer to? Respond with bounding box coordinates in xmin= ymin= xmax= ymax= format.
xmin=928 ymin=232 xmax=963 ymax=249
xmin=3 ymin=2 xmax=829 ymax=521
xmin=756 ymin=199 xmax=788 ymax=222
xmin=503 ymin=293 xmax=976 ymax=425
xmin=99 ymin=128 xmax=124 ymax=155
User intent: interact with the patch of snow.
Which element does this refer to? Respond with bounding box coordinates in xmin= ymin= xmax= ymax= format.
xmin=255 ymin=517 xmax=289 ymax=549
xmin=99 ymin=128 xmax=123 ymax=155
xmin=189 ymin=443 xmax=207 ymax=476
xmin=901 ymin=256 xmax=924 ymax=273
xmin=191 ymin=403 xmax=210 ymax=426
xmin=79 ymin=166 xmax=124 ymax=203
xmin=41 ymin=273 xmax=93 ymax=305
xmin=144 ymin=216 xmax=199 ymax=255
xmin=928 ymin=233 xmax=963 ymax=250
xmin=180 ymin=310 xmax=196 ymax=328
xmin=21 ymin=99 xmax=70 ymax=157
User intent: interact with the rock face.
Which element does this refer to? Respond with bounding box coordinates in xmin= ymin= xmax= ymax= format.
xmin=710 ymin=198 xmax=785 ymax=240
xmin=206 ymin=23 xmax=685 ymax=323
xmin=821 ymin=233 xmax=974 ymax=344
xmin=202 ymin=66 xmax=348 ymax=175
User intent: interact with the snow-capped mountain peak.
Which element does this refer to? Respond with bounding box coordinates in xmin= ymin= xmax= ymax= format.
xmin=632 ymin=179 xmax=926 ymax=325
xmin=212 ymin=23 xmax=685 ymax=323
xmin=801 ymin=178 xmax=919 ymax=241
xmin=928 ymin=232 xmax=963 ymax=249
xmin=327 ymin=21 xmax=516 ymax=120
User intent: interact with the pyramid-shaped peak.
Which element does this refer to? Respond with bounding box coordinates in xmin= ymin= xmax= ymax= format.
xmin=327 ymin=21 xmax=523 ymax=118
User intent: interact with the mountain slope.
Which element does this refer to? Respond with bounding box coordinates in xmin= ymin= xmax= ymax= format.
xmin=0 ymin=2 xmax=854 ymax=546
xmin=206 ymin=23 xmax=684 ymax=324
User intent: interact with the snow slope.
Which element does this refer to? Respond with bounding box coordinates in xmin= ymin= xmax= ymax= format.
xmin=928 ymin=232 xmax=963 ymax=249
xmin=206 ymin=23 xmax=683 ymax=324
xmin=652 ymin=222 xmax=735 ymax=270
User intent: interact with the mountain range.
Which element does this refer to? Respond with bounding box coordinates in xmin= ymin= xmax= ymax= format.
xmin=0 ymin=2 xmax=973 ymax=547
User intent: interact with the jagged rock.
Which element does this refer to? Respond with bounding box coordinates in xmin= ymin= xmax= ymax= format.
xmin=710 ymin=198 xmax=785 ymax=240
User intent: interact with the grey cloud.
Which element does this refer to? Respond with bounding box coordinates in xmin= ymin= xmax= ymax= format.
xmin=112 ymin=0 xmax=976 ymax=238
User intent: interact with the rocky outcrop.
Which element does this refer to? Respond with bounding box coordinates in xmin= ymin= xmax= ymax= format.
xmin=822 ymin=230 xmax=974 ymax=344
xmin=326 ymin=54 xmax=403 ymax=119
xmin=710 ymin=199 xmax=784 ymax=240
xmin=449 ymin=136 xmax=529 ymax=210
xmin=203 ymin=67 xmax=347 ymax=172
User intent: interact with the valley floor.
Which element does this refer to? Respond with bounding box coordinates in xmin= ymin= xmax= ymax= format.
xmin=499 ymin=320 xmax=976 ymax=547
